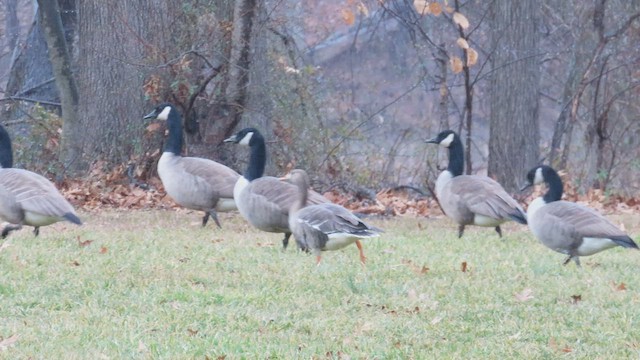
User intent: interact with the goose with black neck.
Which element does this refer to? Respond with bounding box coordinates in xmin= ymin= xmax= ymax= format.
xmin=144 ymin=103 xmax=239 ymax=228
xmin=425 ymin=130 xmax=527 ymax=238
xmin=521 ymin=165 xmax=638 ymax=266
xmin=224 ymin=128 xmax=329 ymax=249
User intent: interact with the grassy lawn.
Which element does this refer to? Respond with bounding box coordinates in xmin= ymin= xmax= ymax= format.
xmin=0 ymin=210 xmax=638 ymax=359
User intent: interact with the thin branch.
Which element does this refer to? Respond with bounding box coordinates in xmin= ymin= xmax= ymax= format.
xmin=0 ymin=96 xmax=61 ymax=107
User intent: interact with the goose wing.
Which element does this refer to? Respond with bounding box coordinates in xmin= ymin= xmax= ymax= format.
xmin=297 ymin=203 xmax=380 ymax=237
xmin=450 ymin=175 xmax=526 ymax=222
xmin=0 ymin=168 xmax=76 ymax=218
xmin=180 ymin=157 xmax=239 ymax=198
xmin=542 ymin=201 xmax=627 ymax=239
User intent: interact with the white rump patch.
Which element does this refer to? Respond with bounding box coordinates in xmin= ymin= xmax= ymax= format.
xmin=577 ymin=237 xmax=617 ymax=256
xmin=473 ymin=214 xmax=503 ymax=227
xmin=239 ymin=131 xmax=254 ymax=146
xmin=534 ymin=167 xmax=544 ymax=185
xmin=216 ymin=197 xmax=237 ymax=212
xmin=439 ymin=133 xmax=455 ymax=147
xmin=24 ymin=211 xmax=60 ymax=227
xmin=324 ymin=233 xmax=359 ymax=251
xmin=157 ymin=106 xmax=172 ymax=121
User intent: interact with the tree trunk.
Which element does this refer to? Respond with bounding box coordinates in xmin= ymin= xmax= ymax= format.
xmin=37 ymin=0 xmax=82 ymax=174
xmin=488 ymin=0 xmax=540 ymax=192
xmin=223 ymin=0 xmax=257 ymax=137
xmin=75 ymin=1 xmax=172 ymax=166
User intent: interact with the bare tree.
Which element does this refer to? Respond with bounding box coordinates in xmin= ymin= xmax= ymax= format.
xmin=488 ymin=0 xmax=540 ymax=192
xmin=37 ymin=0 xmax=82 ymax=173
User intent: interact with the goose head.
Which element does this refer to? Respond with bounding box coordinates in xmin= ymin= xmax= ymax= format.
xmin=224 ymin=127 xmax=261 ymax=146
xmin=144 ymin=103 xmax=175 ymax=121
xmin=521 ymin=165 xmax=563 ymax=204
xmin=425 ymin=130 xmax=457 ymax=148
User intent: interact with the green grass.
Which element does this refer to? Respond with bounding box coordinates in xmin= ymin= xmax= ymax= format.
xmin=0 ymin=210 xmax=639 ymax=359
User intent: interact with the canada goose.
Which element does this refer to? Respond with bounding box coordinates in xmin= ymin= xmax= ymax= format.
xmin=521 ymin=165 xmax=638 ymax=266
xmin=0 ymin=124 xmax=82 ymax=238
xmin=283 ymin=169 xmax=382 ymax=264
xmin=144 ymin=103 xmax=240 ymax=228
xmin=425 ymin=130 xmax=527 ymax=238
xmin=223 ymin=128 xmax=329 ymax=249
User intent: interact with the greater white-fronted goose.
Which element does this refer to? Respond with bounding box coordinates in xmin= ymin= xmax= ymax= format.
xmin=283 ymin=169 xmax=382 ymax=264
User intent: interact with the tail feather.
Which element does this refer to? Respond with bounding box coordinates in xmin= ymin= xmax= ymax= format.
xmin=610 ymin=235 xmax=638 ymax=249
xmin=509 ymin=209 xmax=528 ymax=225
xmin=63 ymin=212 xmax=82 ymax=225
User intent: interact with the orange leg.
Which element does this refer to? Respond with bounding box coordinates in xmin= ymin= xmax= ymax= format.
xmin=356 ymin=240 xmax=366 ymax=264
xmin=316 ymin=254 xmax=322 ymax=265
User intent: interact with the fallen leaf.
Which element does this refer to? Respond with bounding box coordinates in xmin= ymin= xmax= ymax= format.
xmin=99 ymin=246 xmax=108 ymax=254
xmin=570 ymin=294 xmax=582 ymax=304
xmin=0 ymin=334 xmax=19 ymax=351
xmin=514 ymin=288 xmax=534 ymax=302
xmin=613 ymin=282 xmax=627 ymax=291
xmin=460 ymin=261 xmax=468 ymax=272
xmin=562 ymin=346 xmax=573 ymax=353
xmin=187 ymin=328 xmax=198 ymax=336
xmin=78 ymin=237 xmax=93 ymax=247
xmin=71 ymin=260 xmax=81 ymax=266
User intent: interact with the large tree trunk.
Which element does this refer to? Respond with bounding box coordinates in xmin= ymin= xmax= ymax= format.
xmin=75 ymin=1 xmax=172 ymax=166
xmin=488 ymin=0 xmax=540 ymax=192
xmin=37 ymin=0 xmax=82 ymax=174
xmin=223 ymin=0 xmax=257 ymax=138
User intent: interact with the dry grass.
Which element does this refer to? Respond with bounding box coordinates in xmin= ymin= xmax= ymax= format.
xmin=0 ymin=210 xmax=639 ymax=359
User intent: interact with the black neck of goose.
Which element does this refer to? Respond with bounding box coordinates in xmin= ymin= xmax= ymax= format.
xmin=543 ymin=170 xmax=563 ymax=203
xmin=245 ymin=141 xmax=266 ymax=181
xmin=0 ymin=126 xmax=13 ymax=168
xmin=163 ymin=110 xmax=183 ymax=155
xmin=446 ymin=136 xmax=464 ymax=177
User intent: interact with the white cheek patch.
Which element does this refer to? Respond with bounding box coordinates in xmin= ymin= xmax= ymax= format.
xmin=157 ymin=106 xmax=172 ymax=121
xmin=239 ymin=132 xmax=254 ymax=146
xmin=534 ymin=167 xmax=544 ymax=184
xmin=440 ymin=133 xmax=454 ymax=147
